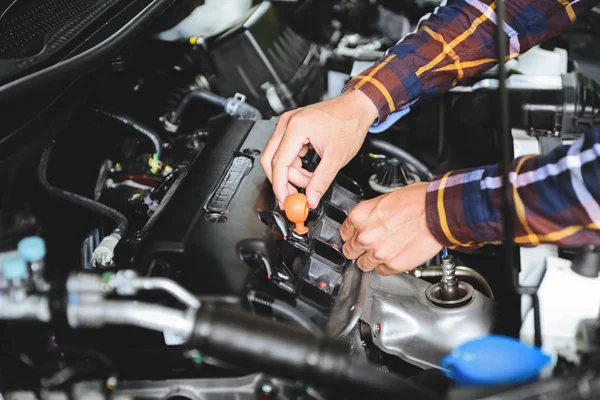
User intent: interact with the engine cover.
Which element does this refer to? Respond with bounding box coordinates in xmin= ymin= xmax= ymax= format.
xmin=138 ymin=119 xmax=275 ymax=295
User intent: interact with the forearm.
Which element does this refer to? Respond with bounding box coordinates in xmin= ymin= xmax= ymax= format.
xmin=344 ymin=0 xmax=597 ymax=123
xmin=426 ymin=126 xmax=600 ymax=250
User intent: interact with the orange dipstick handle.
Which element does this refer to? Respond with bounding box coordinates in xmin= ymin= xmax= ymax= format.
xmin=284 ymin=193 xmax=309 ymax=235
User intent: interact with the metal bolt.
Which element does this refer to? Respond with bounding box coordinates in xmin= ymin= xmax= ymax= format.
xmin=440 ymin=256 xmax=459 ymax=301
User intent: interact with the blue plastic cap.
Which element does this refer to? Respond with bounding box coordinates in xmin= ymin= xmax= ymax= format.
xmin=2 ymin=255 xmax=28 ymax=280
xmin=18 ymin=236 xmax=46 ymax=262
xmin=441 ymin=335 xmax=551 ymax=387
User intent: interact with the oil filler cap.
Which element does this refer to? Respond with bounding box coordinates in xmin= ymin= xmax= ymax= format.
xmin=441 ymin=335 xmax=551 ymax=386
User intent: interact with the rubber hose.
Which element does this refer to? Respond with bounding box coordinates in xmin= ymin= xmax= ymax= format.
xmin=247 ymin=291 xmax=320 ymax=333
xmin=171 ymin=89 xmax=227 ymax=122
xmin=170 ymin=89 xmax=261 ymax=122
xmin=189 ymin=303 xmax=440 ymax=400
xmin=39 ymin=145 xmax=128 ymax=236
xmin=90 ymin=109 xmax=163 ymax=158
xmin=232 ymin=101 xmax=262 ymax=120
xmin=370 ymin=139 xmax=435 ymax=181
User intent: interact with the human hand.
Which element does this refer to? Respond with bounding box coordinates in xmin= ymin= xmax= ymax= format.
xmin=260 ymin=89 xmax=378 ymax=209
xmin=340 ymin=183 xmax=443 ymax=275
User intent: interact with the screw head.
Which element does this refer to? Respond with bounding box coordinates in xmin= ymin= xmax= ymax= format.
xmin=373 ymin=323 xmax=381 ymax=337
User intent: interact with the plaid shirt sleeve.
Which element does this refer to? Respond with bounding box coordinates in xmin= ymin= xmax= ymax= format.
xmin=343 ymin=0 xmax=598 ymax=124
xmin=426 ymin=126 xmax=600 ymax=250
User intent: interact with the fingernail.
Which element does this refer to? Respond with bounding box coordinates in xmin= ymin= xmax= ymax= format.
xmin=309 ymin=192 xmax=322 ymax=208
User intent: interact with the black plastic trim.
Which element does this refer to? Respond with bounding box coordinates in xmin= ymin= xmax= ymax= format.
xmin=0 ymin=0 xmax=177 ymax=104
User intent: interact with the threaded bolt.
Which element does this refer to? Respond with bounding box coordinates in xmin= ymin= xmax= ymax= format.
xmin=440 ymin=255 xmax=459 ymax=301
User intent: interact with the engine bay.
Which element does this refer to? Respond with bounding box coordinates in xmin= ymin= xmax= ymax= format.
xmin=1 ymin=0 xmax=600 ymax=398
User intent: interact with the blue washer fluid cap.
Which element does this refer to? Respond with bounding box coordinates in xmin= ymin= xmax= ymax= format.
xmin=2 ymin=254 xmax=28 ymax=280
xmin=18 ymin=236 xmax=46 ymax=262
xmin=441 ymin=335 xmax=551 ymax=387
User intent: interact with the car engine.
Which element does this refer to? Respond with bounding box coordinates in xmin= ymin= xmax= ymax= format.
xmin=1 ymin=0 xmax=600 ymax=399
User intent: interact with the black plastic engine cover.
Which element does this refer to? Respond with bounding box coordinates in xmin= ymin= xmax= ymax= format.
xmin=141 ymin=118 xmax=277 ymax=295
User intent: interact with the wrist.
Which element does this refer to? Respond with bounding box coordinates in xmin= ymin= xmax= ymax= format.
xmin=425 ymin=169 xmax=500 ymax=251
xmin=342 ymin=89 xmax=379 ymax=130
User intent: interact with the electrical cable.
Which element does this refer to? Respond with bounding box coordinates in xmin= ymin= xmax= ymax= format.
xmin=247 ymin=290 xmax=320 ymax=333
xmin=38 ymin=144 xmax=128 ymax=236
xmin=496 ymin=0 xmax=542 ymax=347
xmin=90 ymin=109 xmax=163 ymax=159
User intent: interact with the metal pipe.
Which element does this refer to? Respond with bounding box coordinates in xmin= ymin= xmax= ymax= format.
xmin=67 ymin=301 xmax=194 ymax=339
xmin=415 ymin=266 xmax=495 ymax=299
xmin=0 ymin=297 xmax=51 ymax=321
xmin=133 ymin=278 xmax=200 ymax=309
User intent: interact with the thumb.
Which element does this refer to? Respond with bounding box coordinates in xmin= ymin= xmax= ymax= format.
xmin=306 ymin=158 xmax=338 ymax=208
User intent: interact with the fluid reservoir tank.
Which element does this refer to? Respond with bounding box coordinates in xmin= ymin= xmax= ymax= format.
xmin=156 ymin=0 xmax=253 ymax=41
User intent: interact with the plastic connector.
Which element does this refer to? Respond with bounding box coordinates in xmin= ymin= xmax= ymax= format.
xmin=161 ymin=115 xmax=180 ymax=134
xmin=2 ymin=254 xmax=28 ymax=280
xmin=148 ymin=154 xmax=163 ymax=174
xmin=91 ymin=234 xmax=121 ymax=268
xmin=18 ymin=236 xmax=46 ymax=262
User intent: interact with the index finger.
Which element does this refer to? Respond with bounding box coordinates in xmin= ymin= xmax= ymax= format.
xmin=261 ymin=112 xmax=294 ymax=182
xmin=340 ymin=217 xmax=356 ymax=242
xmin=271 ymin=133 xmax=307 ymax=207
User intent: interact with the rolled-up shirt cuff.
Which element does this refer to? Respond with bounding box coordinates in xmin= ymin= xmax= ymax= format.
xmin=343 ymin=54 xmax=422 ymax=125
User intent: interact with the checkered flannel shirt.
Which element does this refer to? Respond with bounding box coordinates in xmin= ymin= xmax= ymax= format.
xmin=344 ymin=0 xmax=599 ymax=249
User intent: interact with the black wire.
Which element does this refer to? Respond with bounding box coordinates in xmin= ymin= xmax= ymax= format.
xmin=496 ymin=0 xmax=542 ymax=347
xmin=89 ymin=109 xmax=163 ymax=157
xmin=41 ymin=346 xmax=113 ymax=389
xmin=149 ymin=167 xmax=181 ymax=201
xmin=38 ymin=143 xmax=128 ymax=236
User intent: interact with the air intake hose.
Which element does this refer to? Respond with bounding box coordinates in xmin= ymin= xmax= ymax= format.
xmin=187 ymin=303 xmax=440 ymax=400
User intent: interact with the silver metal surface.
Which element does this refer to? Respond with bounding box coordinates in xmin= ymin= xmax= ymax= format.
xmin=131 ymin=277 xmax=200 ymax=309
xmin=110 ymin=374 xmax=300 ymax=400
xmin=0 ymin=296 xmax=51 ymax=322
xmin=440 ymin=256 xmax=459 ymax=301
xmin=67 ymin=301 xmax=194 ymax=340
xmin=426 ymin=281 xmax=474 ymax=308
xmin=360 ymin=272 xmax=495 ymax=370
xmin=414 ymin=265 xmax=495 ymax=299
